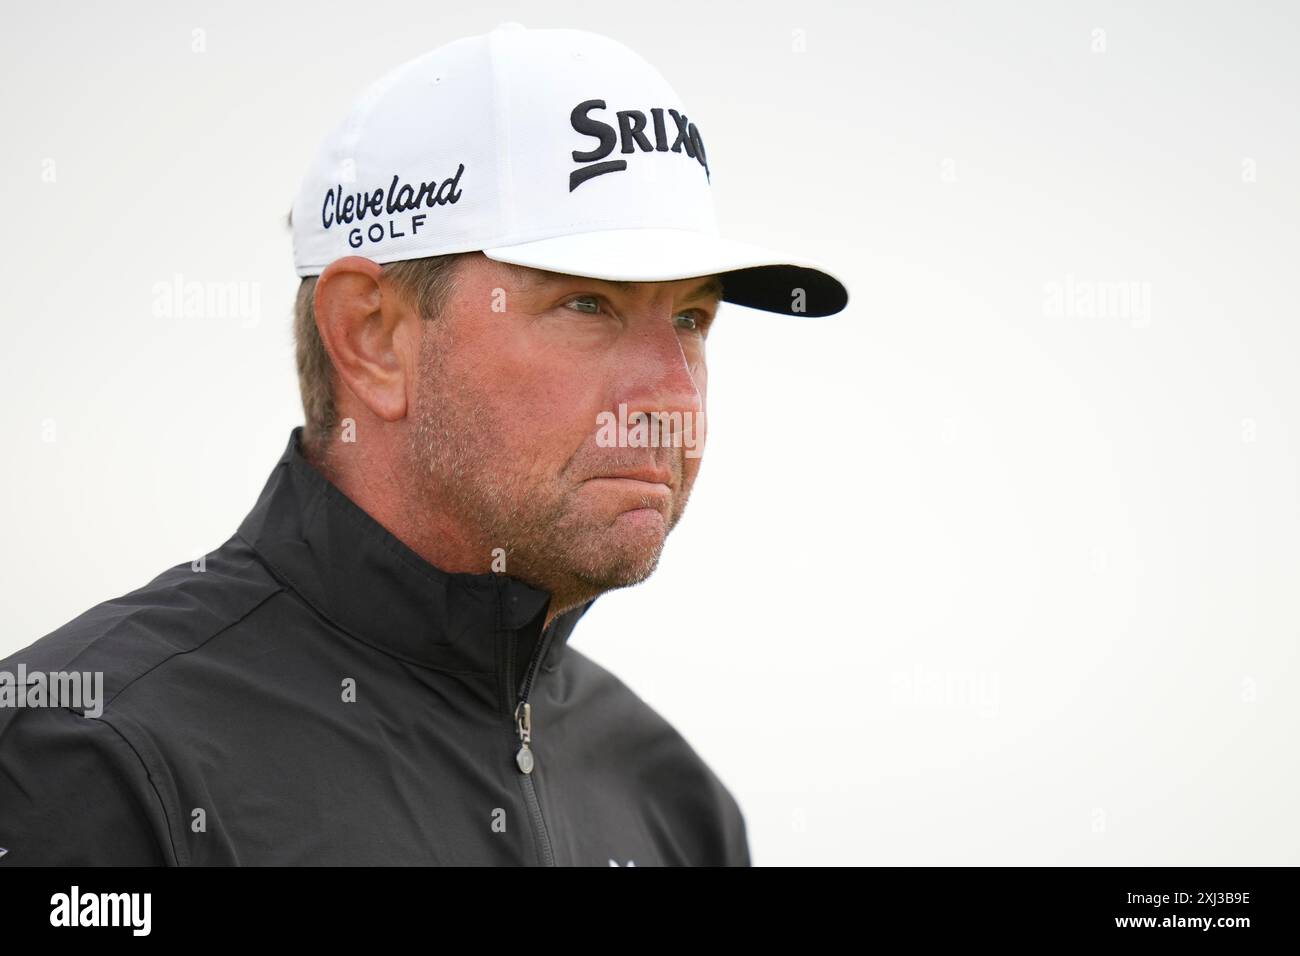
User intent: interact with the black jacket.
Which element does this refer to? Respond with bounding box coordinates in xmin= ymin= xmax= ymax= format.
xmin=0 ymin=428 xmax=750 ymax=866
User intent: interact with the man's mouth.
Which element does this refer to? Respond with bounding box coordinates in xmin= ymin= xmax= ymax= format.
xmin=586 ymin=467 xmax=673 ymax=486
xmin=585 ymin=476 xmax=671 ymax=492
xmin=581 ymin=472 xmax=673 ymax=519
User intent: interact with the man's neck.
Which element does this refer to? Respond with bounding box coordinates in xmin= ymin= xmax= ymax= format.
xmin=306 ymin=431 xmax=583 ymax=632
xmin=306 ymin=431 xmax=491 ymax=574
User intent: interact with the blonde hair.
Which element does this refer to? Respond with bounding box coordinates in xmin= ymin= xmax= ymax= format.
xmin=293 ymin=254 xmax=464 ymax=451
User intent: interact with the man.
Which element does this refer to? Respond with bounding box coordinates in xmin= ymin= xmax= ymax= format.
xmin=0 ymin=22 xmax=847 ymax=865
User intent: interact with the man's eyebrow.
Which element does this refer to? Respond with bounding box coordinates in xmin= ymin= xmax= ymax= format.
xmin=682 ymin=276 xmax=725 ymax=304
xmin=598 ymin=275 xmax=724 ymax=304
xmin=506 ymin=262 xmax=724 ymax=304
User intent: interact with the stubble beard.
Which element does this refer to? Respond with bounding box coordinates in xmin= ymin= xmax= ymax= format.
xmin=404 ymin=325 xmax=691 ymax=613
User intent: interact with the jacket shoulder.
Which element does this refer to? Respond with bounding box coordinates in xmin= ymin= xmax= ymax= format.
xmin=0 ymin=534 xmax=284 ymax=707
xmin=0 ymin=536 xmax=284 ymax=866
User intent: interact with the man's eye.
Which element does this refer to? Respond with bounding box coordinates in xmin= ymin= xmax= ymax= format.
xmin=675 ymin=310 xmax=713 ymax=332
xmin=564 ymin=294 xmax=603 ymax=315
xmin=562 ymin=295 xmax=709 ymax=332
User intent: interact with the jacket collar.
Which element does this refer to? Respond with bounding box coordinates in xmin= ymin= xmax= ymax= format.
xmin=236 ymin=427 xmax=595 ymax=688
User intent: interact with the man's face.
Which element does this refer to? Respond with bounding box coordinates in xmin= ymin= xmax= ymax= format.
xmin=404 ymin=252 xmax=720 ymax=611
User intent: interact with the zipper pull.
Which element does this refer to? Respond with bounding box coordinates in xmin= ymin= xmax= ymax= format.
xmin=514 ymin=700 xmax=535 ymax=774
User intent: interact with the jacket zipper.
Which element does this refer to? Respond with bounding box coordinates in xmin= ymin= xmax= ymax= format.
xmin=506 ymin=608 xmax=557 ymax=866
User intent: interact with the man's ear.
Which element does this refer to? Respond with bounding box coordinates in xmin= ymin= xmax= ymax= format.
xmin=313 ymin=256 xmax=417 ymax=423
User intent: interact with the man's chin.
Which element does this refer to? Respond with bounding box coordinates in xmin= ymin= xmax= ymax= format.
xmin=568 ymin=514 xmax=669 ymax=590
xmin=581 ymin=559 xmax=662 ymax=593
xmin=611 ymin=505 xmax=669 ymax=535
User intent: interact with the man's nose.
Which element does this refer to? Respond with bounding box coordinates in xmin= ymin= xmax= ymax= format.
xmin=618 ymin=313 xmax=705 ymax=423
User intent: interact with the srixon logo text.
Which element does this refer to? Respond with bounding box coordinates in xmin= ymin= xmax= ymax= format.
xmin=569 ymin=99 xmax=708 ymax=192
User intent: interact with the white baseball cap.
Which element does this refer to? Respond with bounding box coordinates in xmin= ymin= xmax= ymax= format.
xmin=291 ymin=21 xmax=849 ymax=317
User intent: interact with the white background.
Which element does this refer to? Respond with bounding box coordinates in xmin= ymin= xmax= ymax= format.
xmin=2 ymin=1 xmax=1297 ymax=864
